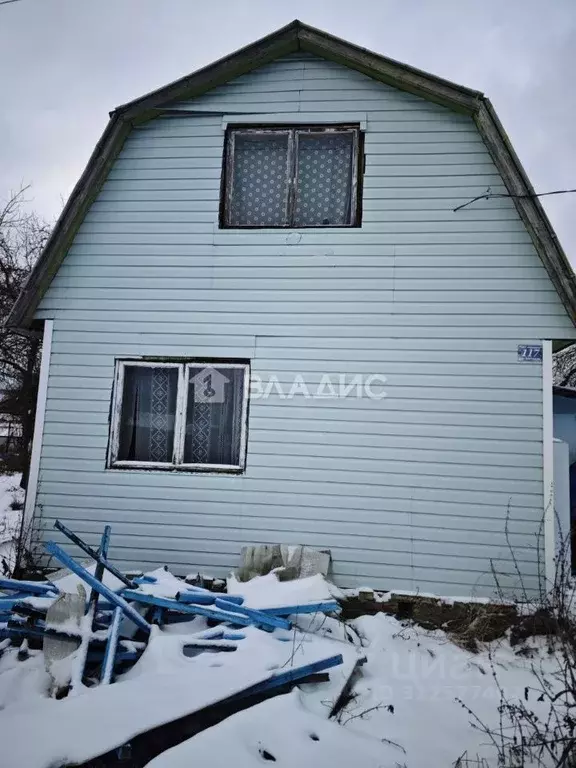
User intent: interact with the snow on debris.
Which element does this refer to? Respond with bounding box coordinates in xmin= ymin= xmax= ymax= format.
xmin=0 ymin=646 xmax=295 ymax=768
xmin=0 ymin=646 xmax=51 ymax=711
xmin=135 ymin=566 xmax=203 ymax=598
xmin=148 ymin=690 xmax=391 ymax=768
xmin=227 ymin=571 xmax=336 ymax=609
xmin=0 ymin=561 xmax=566 ymax=768
xmin=0 ymin=617 xmax=356 ymax=768
xmin=51 ymin=560 xmax=126 ymax=594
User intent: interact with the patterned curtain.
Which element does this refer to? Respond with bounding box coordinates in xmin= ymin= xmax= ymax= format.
xmin=118 ymin=367 xmax=178 ymax=463
xmin=185 ymin=367 xmax=245 ymax=466
xmin=294 ymin=133 xmax=354 ymax=227
xmin=230 ymin=132 xmax=289 ymax=226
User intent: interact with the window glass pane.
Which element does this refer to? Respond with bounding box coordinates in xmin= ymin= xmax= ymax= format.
xmin=294 ymin=132 xmax=354 ymax=226
xmin=184 ymin=366 xmax=245 ymax=466
xmin=117 ymin=367 xmax=178 ymax=463
xmin=229 ymin=133 xmax=289 ymax=226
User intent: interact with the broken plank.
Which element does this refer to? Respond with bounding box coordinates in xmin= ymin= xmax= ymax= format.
xmin=260 ymin=601 xmax=341 ymax=616
xmin=11 ymin=603 xmax=48 ymax=620
xmin=72 ymin=525 xmax=113 ymax=692
xmin=176 ymin=591 xmax=244 ymax=605
xmin=54 ymin=521 xmax=134 ymax=589
xmin=144 ymin=688 xmax=388 ymax=768
xmin=228 ymin=654 xmax=343 ymax=700
xmin=101 ymin=607 xmax=122 ymax=685
xmin=214 ymin=598 xmax=291 ymax=630
xmin=88 ymin=524 xmax=111 ymax=620
xmin=0 ymin=598 xmax=32 ymax=611
xmin=132 ymin=575 xmax=157 ymax=584
xmin=0 ymin=578 xmax=58 ymax=596
xmin=45 ymin=542 xmax=151 ymax=633
xmin=173 ymin=592 xmax=217 ymax=605
xmin=122 ymin=590 xmax=270 ymax=629
xmin=0 ymin=647 xmax=325 ymax=768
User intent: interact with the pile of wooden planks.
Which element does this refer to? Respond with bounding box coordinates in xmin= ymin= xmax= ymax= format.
xmin=0 ymin=521 xmax=344 ymax=690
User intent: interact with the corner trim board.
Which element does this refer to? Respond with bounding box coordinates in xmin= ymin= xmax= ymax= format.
xmin=542 ymin=339 xmax=555 ymax=587
xmin=22 ymin=319 xmax=53 ymax=541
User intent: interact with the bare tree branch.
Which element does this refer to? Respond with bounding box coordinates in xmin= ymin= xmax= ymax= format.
xmin=0 ymin=188 xmax=50 ymax=482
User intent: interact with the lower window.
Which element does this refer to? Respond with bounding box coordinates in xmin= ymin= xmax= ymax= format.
xmin=108 ymin=360 xmax=250 ymax=472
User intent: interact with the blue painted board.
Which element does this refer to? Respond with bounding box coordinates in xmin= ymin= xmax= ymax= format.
xmin=101 ymin=606 xmax=123 ymax=684
xmin=88 ymin=524 xmax=111 ymax=616
xmin=0 ymin=579 xmax=57 ymax=596
xmin=122 ymin=590 xmax=275 ymax=629
xmin=0 ymin=598 xmax=33 ymax=611
xmin=176 ymin=591 xmax=244 ymax=605
xmin=260 ymin=601 xmax=341 ymax=616
xmin=174 ymin=592 xmax=216 ymax=605
xmin=214 ymin=598 xmax=291 ymax=630
xmin=54 ymin=520 xmax=134 ymax=588
xmin=231 ymin=654 xmax=343 ymax=700
xmin=45 ymin=541 xmax=151 ymax=633
xmin=1 ymin=625 xmax=80 ymax=642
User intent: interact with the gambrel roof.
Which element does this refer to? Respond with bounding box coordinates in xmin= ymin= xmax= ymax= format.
xmin=7 ymin=20 xmax=576 ymax=327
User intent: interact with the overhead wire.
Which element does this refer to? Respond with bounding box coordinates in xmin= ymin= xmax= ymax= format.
xmin=454 ymin=188 xmax=576 ymax=212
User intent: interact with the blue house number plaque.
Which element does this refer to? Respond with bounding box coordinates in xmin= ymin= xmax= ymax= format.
xmin=517 ymin=344 xmax=542 ymax=362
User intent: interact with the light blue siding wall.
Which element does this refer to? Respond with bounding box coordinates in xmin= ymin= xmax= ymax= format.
xmin=35 ymin=52 xmax=576 ymax=596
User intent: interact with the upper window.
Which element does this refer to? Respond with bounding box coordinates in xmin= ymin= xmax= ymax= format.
xmin=221 ymin=126 xmax=361 ymax=228
xmin=108 ymin=361 xmax=249 ymax=472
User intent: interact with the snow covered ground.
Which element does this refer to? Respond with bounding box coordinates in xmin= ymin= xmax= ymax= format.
xmin=0 ymin=473 xmax=23 ymax=575
xmin=0 ymin=609 xmax=559 ymax=767
xmin=0 ymin=569 xmax=565 ymax=768
xmin=343 ymin=613 xmax=559 ymax=767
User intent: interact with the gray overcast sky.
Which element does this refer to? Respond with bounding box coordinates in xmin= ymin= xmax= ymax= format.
xmin=1 ymin=0 xmax=575 ymax=255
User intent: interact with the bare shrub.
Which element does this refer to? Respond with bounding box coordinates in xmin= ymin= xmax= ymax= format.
xmin=460 ymin=516 xmax=576 ymax=767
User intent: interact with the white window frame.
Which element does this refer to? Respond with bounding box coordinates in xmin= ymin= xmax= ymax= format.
xmin=108 ymin=360 xmax=250 ymax=473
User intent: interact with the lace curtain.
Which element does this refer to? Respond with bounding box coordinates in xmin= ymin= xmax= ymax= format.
xmin=294 ymin=133 xmax=353 ymax=226
xmin=118 ymin=367 xmax=178 ymax=463
xmin=117 ymin=365 xmax=245 ymax=466
xmin=230 ymin=133 xmax=290 ymax=227
xmin=185 ymin=366 xmax=245 ymax=466
xmin=229 ymin=129 xmax=354 ymax=227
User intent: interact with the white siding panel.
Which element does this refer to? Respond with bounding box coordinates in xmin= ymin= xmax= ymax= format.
xmin=34 ymin=52 xmax=576 ymax=596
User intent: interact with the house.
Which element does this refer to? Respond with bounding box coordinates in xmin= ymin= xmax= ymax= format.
xmin=0 ymin=391 xmax=22 ymax=461
xmin=8 ymin=21 xmax=576 ymax=597
xmin=0 ymin=418 xmax=21 ymax=459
